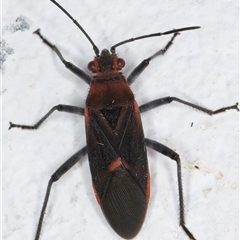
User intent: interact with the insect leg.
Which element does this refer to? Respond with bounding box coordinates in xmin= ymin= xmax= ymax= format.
xmin=127 ymin=33 xmax=179 ymax=85
xmin=145 ymin=138 xmax=196 ymax=240
xmin=33 ymin=29 xmax=91 ymax=84
xmin=34 ymin=146 xmax=88 ymax=240
xmin=9 ymin=105 xmax=84 ymax=130
xmin=139 ymin=97 xmax=239 ymax=115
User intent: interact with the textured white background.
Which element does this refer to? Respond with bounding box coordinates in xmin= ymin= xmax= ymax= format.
xmin=2 ymin=1 xmax=239 ymax=240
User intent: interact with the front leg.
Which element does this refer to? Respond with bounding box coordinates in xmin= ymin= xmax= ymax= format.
xmin=34 ymin=29 xmax=91 ymax=85
xmin=127 ymin=33 xmax=179 ymax=85
xmin=9 ymin=104 xmax=84 ymax=130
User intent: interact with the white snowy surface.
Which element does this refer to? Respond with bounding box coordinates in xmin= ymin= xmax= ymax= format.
xmin=2 ymin=1 xmax=239 ymax=240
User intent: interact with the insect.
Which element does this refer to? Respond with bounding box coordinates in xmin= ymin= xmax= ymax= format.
xmin=9 ymin=0 xmax=239 ymax=239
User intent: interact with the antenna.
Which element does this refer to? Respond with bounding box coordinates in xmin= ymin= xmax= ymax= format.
xmin=50 ymin=0 xmax=100 ymax=55
xmin=110 ymin=26 xmax=200 ymax=53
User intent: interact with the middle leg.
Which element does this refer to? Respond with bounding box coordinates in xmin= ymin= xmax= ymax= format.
xmin=139 ymin=97 xmax=238 ymax=115
xmin=9 ymin=104 xmax=84 ymax=130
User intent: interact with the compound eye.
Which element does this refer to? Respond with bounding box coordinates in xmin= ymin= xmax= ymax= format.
xmin=88 ymin=61 xmax=98 ymax=73
xmin=117 ymin=58 xmax=125 ymax=70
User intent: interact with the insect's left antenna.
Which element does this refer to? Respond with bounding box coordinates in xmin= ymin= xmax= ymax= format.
xmin=50 ymin=0 xmax=100 ymax=56
xmin=111 ymin=26 xmax=200 ymax=53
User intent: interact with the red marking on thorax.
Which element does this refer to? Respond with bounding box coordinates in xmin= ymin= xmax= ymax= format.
xmin=108 ymin=158 xmax=122 ymax=172
xmin=86 ymin=77 xmax=134 ymax=109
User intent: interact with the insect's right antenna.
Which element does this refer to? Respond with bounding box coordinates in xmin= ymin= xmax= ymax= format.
xmin=50 ymin=0 xmax=100 ymax=56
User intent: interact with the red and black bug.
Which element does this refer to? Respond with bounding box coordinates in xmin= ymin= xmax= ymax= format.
xmin=9 ymin=0 xmax=239 ymax=239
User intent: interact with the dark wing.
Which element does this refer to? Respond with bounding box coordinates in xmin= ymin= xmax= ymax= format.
xmin=85 ymin=101 xmax=149 ymax=239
